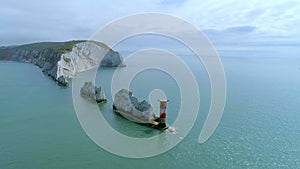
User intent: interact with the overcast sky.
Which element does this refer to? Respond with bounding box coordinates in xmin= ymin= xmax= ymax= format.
xmin=1 ymin=0 xmax=299 ymax=46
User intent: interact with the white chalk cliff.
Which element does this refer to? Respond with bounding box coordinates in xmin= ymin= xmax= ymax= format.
xmin=0 ymin=40 xmax=124 ymax=86
xmin=57 ymin=42 xmax=125 ymax=84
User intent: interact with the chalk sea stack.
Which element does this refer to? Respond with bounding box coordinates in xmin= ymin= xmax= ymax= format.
xmin=80 ymin=82 xmax=107 ymax=103
xmin=113 ymin=89 xmax=157 ymax=123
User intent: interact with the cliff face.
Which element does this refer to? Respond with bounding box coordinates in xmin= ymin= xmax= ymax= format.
xmin=56 ymin=42 xmax=124 ymax=79
xmin=0 ymin=41 xmax=124 ymax=86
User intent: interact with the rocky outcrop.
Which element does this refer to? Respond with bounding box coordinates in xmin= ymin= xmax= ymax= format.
xmin=0 ymin=40 xmax=124 ymax=86
xmin=129 ymin=94 xmax=151 ymax=112
xmin=113 ymin=89 xmax=157 ymax=123
xmin=80 ymin=82 xmax=107 ymax=103
xmin=56 ymin=42 xmax=125 ymax=80
xmin=57 ymin=76 xmax=68 ymax=86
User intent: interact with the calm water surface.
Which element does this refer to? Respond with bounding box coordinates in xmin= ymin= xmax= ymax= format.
xmin=1 ymin=55 xmax=300 ymax=168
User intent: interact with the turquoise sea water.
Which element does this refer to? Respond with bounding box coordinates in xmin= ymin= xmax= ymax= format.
xmin=1 ymin=54 xmax=300 ymax=168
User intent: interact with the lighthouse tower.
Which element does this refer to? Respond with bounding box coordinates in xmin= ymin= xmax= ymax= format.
xmin=159 ymin=99 xmax=168 ymax=128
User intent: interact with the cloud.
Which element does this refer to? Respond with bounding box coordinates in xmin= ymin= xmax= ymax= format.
xmin=0 ymin=0 xmax=299 ymax=46
xmin=225 ymin=26 xmax=256 ymax=33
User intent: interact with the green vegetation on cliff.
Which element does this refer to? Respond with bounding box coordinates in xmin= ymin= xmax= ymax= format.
xmin=0 ymin=40 xmax=122 ymax=86
xmin=0 ymin=40 xmax=111 ymax=58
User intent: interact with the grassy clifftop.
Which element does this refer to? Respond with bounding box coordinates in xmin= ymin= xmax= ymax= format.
xmin=0 ymin=40 xmax=122 ymax=86
xmin=0 ymin=40 xmax=111 ymax=55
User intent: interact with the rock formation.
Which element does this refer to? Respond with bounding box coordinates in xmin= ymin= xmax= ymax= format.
xmin=80 ymin=82 xmax=107 ymax=103
xmin=113 ymin=89 xmax=157 ymax=123
xmin=0 ymin=40 xmax=125 ymax=86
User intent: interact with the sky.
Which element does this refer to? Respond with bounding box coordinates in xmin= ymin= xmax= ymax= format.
xmin=1 ymin=0 xmax=300 ymax=48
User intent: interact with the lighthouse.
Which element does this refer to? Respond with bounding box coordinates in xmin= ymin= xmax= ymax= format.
xmin=159 ymin=99 xmax=168 ymax=128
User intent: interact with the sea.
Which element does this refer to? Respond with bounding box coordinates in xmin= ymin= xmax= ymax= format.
xmin=1 ymin=46 xmax=300 ymax=169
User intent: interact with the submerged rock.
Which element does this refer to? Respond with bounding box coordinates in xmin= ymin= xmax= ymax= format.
xmin=113 ymin=89 xmax=157 ymax=123
xmin=80 ymin=82 xmax=107 ymax=103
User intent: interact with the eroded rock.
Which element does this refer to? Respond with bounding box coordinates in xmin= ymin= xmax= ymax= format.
xmin=113 ymin=89 xmax=157 ymax=123
xmin=80 ymin=82 xmax=107 ymax=103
